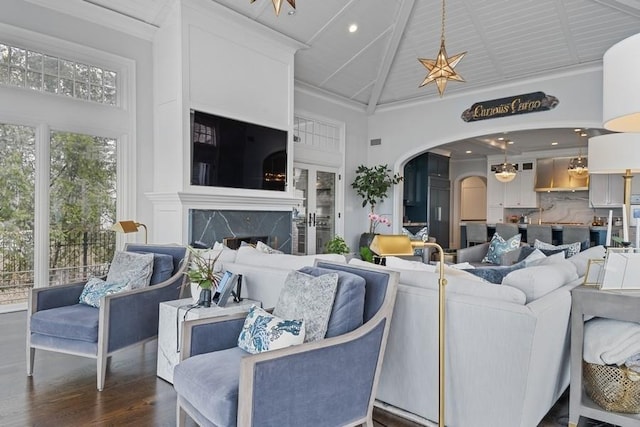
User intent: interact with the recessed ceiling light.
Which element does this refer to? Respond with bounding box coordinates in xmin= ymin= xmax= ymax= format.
xmin=551 ymin=141 xmax=559 ymax=146
xmin=465 ymin=150 xmax=472 ymax=154
xmin=288 ymin=10 xmax=296 ymax=16
xmin=498 ymin=137 xmax=505 ymax=141
xmin=507 ymin=140 xmax=514 ymax=145
xmin=574 ymin=128 xmax=581 ymax=132
xmin=348 ymin=24 xmax=358 ymax=33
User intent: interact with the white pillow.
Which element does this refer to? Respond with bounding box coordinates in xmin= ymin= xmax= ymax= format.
xmin=568 ymin=245 xmax=606 ymax=277
xmin=237 ymin=305 xmax=305 ymax=354
xmin=522 ymin=248 xmax=547 ymax=266
xmin=106 ymin=251 xmax=154 ymax=290
xmin=255 ymin=241 xmax=283 ymax=254
xmin=502 ymin=260 xmax=578 ymax=303
xmin=384 ymin=256 xmax=436 ymax=272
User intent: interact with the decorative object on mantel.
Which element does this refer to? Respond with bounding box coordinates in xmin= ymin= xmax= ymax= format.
xmin=568 ymin=129 xmax=589 ymax=179
xmin=418 ymin=0 xmax=466 ymax=97
xmin=603 ymin=32 xmax=640 ymax=132
xmin=250 ymin=0 xmax=296 ymax=16
xmin=112 ymin=220 xmax=148 ymax=243
xmin=460 ymin=91 xmax=559 ymax=122
xmin=494 ymin=142 xmax=517 ymax=183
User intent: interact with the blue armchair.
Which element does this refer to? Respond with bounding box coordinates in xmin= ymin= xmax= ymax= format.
xmin=173 ymin=261 xmax=399 ymax=427
xmin=26 ymin=243 xmax=189 ymax=391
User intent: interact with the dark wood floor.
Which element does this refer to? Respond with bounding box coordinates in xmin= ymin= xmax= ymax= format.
xmin=0 ymin=310 xmax=421 ymax=427
xmin=1 ymin=310 xmax=612 ymax=427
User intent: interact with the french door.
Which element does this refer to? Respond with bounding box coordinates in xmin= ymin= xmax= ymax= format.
xmin=292 ymin=164 xmax=338 ymax=255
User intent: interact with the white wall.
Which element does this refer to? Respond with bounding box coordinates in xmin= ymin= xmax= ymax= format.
xmin=294 ymin=87 xmax=368 ymax=252
xmin=367 ymin=66 xmax=605 ymax=246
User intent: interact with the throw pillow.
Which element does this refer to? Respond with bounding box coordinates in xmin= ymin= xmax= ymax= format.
xmin=255 ymin=241 xmax=283 ymax=254
xmin=502 ymin=260 xmax=578 ymax=303
xmin=401 ymin=227 xmax=429 ymax=256
xmin=273 ymin=270 xmax=339 ymax=342
xmin=79 ymin=277 xmax=128 ymax=308
xmin=133 ymin=252 xmax=174 ymax=285
xmin=482 ymin=232 xmax=522 ymax=265
xmin=106 ymin=251 xmax=154 ymax=290
xmin=384 ymin=256 xmax=436 ymax=272
xmin=567 ymin=245 xmax=606 ymax=276
xmin=237 ymin=305 xmax=305 ymax=354
xmin=534 ymin=239 xmax=581 ymax=258
xmin=465 ymin=261 xmax=526 ymax=284
xmin=516 ymin=246 xmax=565 ymax=263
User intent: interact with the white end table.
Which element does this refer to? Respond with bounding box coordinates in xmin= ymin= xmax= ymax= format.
xmin=157 ymin=297 xmax=258 ymax=384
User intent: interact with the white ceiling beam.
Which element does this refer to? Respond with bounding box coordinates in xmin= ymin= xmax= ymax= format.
xmin=366 ymin=0 xmax=415 ymax=115
xmin=553 ymin=0 xmax=580 ymax=63
xmin=460 ymin=0 xmax=504 ymax=81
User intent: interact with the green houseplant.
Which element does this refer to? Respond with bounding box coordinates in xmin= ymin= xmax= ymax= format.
xmin=351 ymin=164 xmax=403 ymax=233
xmin=186 ymin=247 xmax=223 ymax=306
xmin=325 ymin=235 xmax=350 ymax=254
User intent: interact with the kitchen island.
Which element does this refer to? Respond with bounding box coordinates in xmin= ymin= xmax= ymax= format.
xmin=459 ymin=223 xmax=615 ymax=248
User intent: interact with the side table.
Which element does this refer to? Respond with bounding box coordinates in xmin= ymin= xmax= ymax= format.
xmin=569 ymin=285 xmax=640 ymax=427
xmin=156 ymin=297 xmax=258 ymax=384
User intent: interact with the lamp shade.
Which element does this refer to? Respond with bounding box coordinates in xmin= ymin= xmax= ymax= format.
xmin=369 ymin=235 xmax=415 ymax=256
xmin=588 ymin=133 xmax=640 ymax=174
xmin=603 ymin=33 xmax=640 ymax=132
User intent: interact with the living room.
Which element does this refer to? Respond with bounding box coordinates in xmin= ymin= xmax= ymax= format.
xmin=2 ymin=1 xmax=640 ymax=426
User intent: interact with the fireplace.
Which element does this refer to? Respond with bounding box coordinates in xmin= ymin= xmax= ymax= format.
xmin=189 ymin=209 xmax=292 ymax=253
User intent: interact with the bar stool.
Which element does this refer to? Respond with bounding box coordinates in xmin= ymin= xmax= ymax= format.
xmin=562 ymin=225 xmax=591 ymax=247
xmin=495 ymin=223 xmax=520 ymax=240
xmin=525 ymin=224 xmax=552 ymax=245
xmin=466 ymin=223 xmax=488 ymax=247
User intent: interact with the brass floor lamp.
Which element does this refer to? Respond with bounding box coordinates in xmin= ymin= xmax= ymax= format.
xmin=369 ymin=235 xmax=449 ymax=426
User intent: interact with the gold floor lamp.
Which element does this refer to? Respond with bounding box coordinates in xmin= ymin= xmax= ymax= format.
xmin=112 ymin=220 xmax=148 ymax=243
xmin=369 ymin=235 xmax=449 ymax=427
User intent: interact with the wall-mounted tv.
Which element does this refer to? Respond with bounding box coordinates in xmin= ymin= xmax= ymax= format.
xmin=190 ymin=110 xmax=288 ymax=191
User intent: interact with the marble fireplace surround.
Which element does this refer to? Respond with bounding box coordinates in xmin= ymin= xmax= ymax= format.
xmin=147 ymin=191 xmax=299 ymax=253
xmin=190 ymin=208 xmax=292 ymax=253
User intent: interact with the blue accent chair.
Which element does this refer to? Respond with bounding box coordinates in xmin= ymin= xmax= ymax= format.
xmin=173 ymin=261 xmax=399 ymax=427
xmin=26 ymin=243 xmax=189 ymax=391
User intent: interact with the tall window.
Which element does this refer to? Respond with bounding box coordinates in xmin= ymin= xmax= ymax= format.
xmin=0 ymin=124 xmax=35 ymax=304
xmin=0 ymin=31 xmax=133 ymax=307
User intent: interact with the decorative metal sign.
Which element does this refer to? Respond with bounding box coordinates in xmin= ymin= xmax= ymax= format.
xmin=461 ymin=91 xmax=559 ymax=122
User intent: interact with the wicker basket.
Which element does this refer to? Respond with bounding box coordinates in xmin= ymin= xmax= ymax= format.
xmin=583 ymin=361 xmax=640 ymax=413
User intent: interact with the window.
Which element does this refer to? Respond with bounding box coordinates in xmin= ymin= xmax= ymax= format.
xmin=0 ymin=42 xmax=118 ymax=105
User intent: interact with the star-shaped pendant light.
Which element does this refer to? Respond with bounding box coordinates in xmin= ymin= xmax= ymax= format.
xmin=250 ymin=0 xmax=296 ymax=16
xmin=418 ymin=0 xmax=466 ymax=97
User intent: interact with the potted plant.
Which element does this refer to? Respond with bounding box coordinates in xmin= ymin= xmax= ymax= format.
xmin=186 ymin=247 xmax=223 ymax=307
xmin=325 ymin=235 xmax=350 ymax=254
xmin=351 ymin=164 xmax=403 ymax=249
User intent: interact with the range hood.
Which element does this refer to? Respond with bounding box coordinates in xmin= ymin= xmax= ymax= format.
xmin=535 ymin=157 xmax=589 ymax=192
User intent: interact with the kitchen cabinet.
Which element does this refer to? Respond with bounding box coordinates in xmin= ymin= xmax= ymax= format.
xmin=504 ymin=160 xmax=538 ymax=208
xmin=427 ymin=152 xmax=449 ymax=178
xmin=589 ymin=174 xmax=624 ymax=207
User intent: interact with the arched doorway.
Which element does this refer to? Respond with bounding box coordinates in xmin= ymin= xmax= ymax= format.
xmin=460 ymin=176 xmax=487 ymax=221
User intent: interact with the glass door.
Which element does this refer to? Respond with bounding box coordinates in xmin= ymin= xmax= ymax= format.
xmin=292 ymin=165 xmax=337 ymax=255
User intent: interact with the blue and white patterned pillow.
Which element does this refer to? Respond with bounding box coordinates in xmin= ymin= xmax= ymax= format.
xmin=106 ymin=251 xmax=154 ymax=290
xmin=534 ymin=239 xmax=581 ymax=258
xmin=79 ymin=277 xmax=128 ymax=308
xmin=482 ymin=232 xmax=522 ymax=264
xmin=401 ymin=227 xmax=429 ymax=256
xmin=237 ymin=305 xmax=305 ymax=354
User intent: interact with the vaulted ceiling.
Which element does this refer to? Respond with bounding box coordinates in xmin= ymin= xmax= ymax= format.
xmin=32 ymin=0 xmax=640 ymax=156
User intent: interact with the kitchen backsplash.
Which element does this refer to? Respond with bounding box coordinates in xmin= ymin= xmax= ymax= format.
xmin=503 ymin=191 xmax=623 ymax=225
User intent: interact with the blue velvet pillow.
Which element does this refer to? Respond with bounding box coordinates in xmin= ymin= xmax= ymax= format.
xmin=482 ymin=232 xmax=522 ymax=264
xmin=133 ymin=252 xmax=174 ymax=285
xmin=298 ymin=266 xmax=366 ymax=338
xmin=465 ymin=261 xmax=526 ymax=284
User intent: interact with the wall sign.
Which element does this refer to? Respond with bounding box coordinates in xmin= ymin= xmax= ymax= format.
xmin=461 ymin=91 xmax=559 ymax=122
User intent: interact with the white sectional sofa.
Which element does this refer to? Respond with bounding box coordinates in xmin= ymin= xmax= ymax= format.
xmin=205 ymin=242 xmax=605 ymax=427
xmin=362 ymin=245 xmax=605 ymax=427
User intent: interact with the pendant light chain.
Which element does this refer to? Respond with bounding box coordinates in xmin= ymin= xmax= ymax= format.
xmin=441 ymin=0 xmax=446 ymax=43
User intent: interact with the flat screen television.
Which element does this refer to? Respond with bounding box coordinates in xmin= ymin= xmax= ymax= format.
xmin=190 ymin=110 xmax=288 ymax=191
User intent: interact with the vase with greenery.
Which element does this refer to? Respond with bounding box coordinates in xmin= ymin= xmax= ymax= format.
xmin=351 ymin=164 xmax=403 ymax=233
xmin=186 ymin=247 xmax=223 ymax=307
xmin=325 ymin=235 xmax=350 ymax=254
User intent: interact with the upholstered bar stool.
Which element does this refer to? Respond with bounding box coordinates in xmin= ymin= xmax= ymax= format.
xmin=525 ymin=224 xmax=553 ymax=245
xmin=562 ymin=225 xmax=591 ymax=247
xmin=495 ymin=223 xmax=520 ymax=240
xmin=466 ymin=223 xmax=488 ymax=247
